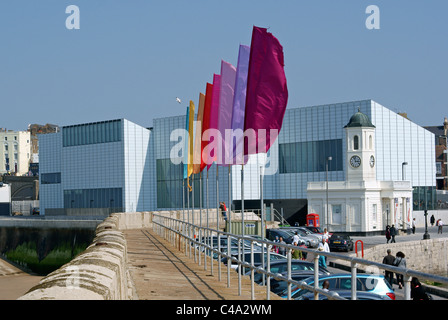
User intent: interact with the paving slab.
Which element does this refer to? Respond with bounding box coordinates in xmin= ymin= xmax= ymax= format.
xmin=125 ymin=228 xmax=283 ymax=300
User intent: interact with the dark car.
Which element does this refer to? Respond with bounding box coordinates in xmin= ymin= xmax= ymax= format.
xmin=328 ymin=234 xmax=354 ymax=252
xmin=269 ymin=270 xmax=330 ymax=295
xmin=297 ymin=289 xmax=393 ymax=300
xmin=247 ymin=259 xmax=331 ymax=285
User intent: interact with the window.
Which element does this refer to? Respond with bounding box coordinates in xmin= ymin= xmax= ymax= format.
xmin=332 ymin=204 xmax=342 ymax=224
xmin=353 ymin=135 xmax=359 ymax=150
xmin=63 ymin=119 xmax=122 ymax=147
xmin=41 ymin=173 xmax=61 ymax=184
xmin=64 ymin=188 xmax=122 ymax=209
xmin=279 ymin=139 xmax=343 ymax=174
xmin=372 ymin=203 xmax=377 ymax=222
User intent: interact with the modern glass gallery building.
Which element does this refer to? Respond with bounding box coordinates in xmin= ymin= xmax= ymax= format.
xmin=38 ymin=99 xmax=436 ymax=222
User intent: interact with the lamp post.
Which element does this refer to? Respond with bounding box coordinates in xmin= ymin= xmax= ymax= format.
xmin=423 ymin=210 xmax=430 ymax=240
xmin=402 ymin=162 xmax=408 ymax=180
xmin=326 ymin=156 xmax=332 ymax=231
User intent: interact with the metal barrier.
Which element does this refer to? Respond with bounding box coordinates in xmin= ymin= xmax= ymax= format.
xmin=152 ymin=213 xmax=448 ymax=301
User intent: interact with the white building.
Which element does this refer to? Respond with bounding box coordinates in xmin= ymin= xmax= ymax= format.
xmin=0 ymin=129 xmax=31 ymax=176
xmin=307 ymin=110 xmax=413 ymax=234
xmin=38 ymin=119 xmax=156 ymax=216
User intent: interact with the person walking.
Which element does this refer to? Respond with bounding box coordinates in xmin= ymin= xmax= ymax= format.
xmin=385 ymin=225 xmax=391 ymax=243
xmin=430 ymin=214 xmax=435 ymax=227
xmin=411 ymin=277 xmax=431 ymax=300
xmin=412 ymin=218 xmax=416 ymax=234
xmin=393 ymin=251 xmax=406 ymax=289
xmin=317 ymin=238 xmax=330 ymax=268
xmin=291 ymin=242 xmax=302 ymax=260
xmin=438 ymin=218 xmax=444 ymax=234
xmin=390 ymin=224 xmax=397 ymax=243
xmin=382 ymin=249 xmax=395 ymax=286
xmin=278 ymin=237 xmax=286 ymax=256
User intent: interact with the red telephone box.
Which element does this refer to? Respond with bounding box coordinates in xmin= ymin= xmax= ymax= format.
xmin=306 ymin=213 xmax=320 ymax=227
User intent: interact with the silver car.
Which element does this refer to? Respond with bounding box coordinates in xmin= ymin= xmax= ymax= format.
xmin=280 ymin=227 xmax=320 ymax=248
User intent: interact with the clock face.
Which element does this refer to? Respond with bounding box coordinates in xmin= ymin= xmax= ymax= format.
xmin=350 ymin=155 xmax=361 ymax=168
xmin=370 ymin=155 xmax=375 ymax=167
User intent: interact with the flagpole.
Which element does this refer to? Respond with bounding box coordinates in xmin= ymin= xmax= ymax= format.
xmin=182 ymin=178 xmax=185 ymax=253
xmin=188 ymin=176 xmax=191 ymax=258
xmin=216 ymin=164 xmax=221 ymax=281
xmin=228 ymin=165 xmax=232 ymax=234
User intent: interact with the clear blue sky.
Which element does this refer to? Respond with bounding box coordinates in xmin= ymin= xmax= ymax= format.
xmin=1 ymin=0 xmax=447 ymax=131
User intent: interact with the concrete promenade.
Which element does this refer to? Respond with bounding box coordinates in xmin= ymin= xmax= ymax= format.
xmin=125 ymin=228 xmax=283 ymax=300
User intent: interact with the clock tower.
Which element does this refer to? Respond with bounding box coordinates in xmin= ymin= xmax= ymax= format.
xmin=344 ymin=109 xmax=376 ymax=182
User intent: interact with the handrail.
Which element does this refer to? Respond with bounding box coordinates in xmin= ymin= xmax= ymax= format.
xmin=151 ymin=212 xmax=448 ymax=301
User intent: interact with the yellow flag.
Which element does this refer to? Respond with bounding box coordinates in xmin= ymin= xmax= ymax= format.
xmin=193 ymin=93 xmax=205 ymax=174
xmin=187 ymin=100 xmax=195 ymax=177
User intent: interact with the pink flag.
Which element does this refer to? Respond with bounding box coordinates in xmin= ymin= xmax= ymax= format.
xmin=217 ymin=60 xmax=236 ymax=166
xmin=244 ymin=26 xmax=288 ymax=155
xmin=204 ymin=74 xmax=221 ymax=170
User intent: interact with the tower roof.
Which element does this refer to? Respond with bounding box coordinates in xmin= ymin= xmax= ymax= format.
xmin=344 ymin=109 xmax=375 ymax=128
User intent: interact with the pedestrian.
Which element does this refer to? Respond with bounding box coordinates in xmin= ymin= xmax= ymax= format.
xmin=291 ymin=242 xmax=302 ymax=260
xmin=382 ymin=249 xmax=395 ymax=286
xmin=323 ymin=228 xmax=330 ymax=242
xmin=390 ymin=224 xmax=397 ymax=243
xmin=317 ymin=238 xmax=329 ymax=269
xmin=438 ymin=218 xmax=444 ymax=234
xmin=412 ymin=218 xmax=416 ymax=234
xmin=299 ymin=243 xmax=308 ymax=260
xmin=273 ymin=236 xmax=279 ymax=253
xmin=219 ymin=202 xmax=227 ymax=220
xmin=278 ymin=236 xmax=286 ymax=256
xmin=322 ymin=280 xmax=330 ymax=292
xmin=411 ymin=277 xmax=431 ymax=300
xmin=430 ymin=214 xmax=435 ymax=227
xmin=393 ymin=251 xmax=406 ymax=289
xmin=385 ymin=225 xmax=391 ymax=243
xmin=293 ymin=231 xmax=300 ymax=245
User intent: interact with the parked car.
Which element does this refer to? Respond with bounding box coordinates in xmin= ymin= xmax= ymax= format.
xmin=328 ymin=234 xmax=354 ymax=252
xmin=266 ymin=229 xmax=304 ymax=245
xmin=297 ymin=289 xmax=393 ymax=300
xmin=32 ymin=207 xmax=40 ymax=215
xmin=280 ymin=273 xmax=395 ymax=300
xmin=280 ymin=227 xmax=319 ymax=247
xmin=221 ymin=251 xmax=286 ymax=271
xmin=247 ymin=259 xmax=331 ymax=285
xmin=269 ymin=270 xmax=330 ymax=295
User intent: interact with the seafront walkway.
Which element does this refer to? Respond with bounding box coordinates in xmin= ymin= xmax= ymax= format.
xmin=124 ymin=227 xmax=283 ymax=300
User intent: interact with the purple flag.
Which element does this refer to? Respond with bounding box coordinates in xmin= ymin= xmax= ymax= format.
xmin=230 ymin=44 xmax=250 ymax=165
xmin=244 ymin=26 xmax=288 ymax=155
xmin=217 ymin=60 xmax=236 ymax=166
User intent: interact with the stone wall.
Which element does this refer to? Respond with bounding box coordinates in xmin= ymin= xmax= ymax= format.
xmin=18 ymin=212 xmax=154 ymax=300
xmin=357 ymin=238 xmax=448 ymax=276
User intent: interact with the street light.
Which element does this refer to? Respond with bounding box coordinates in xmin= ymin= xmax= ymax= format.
xmin=402 ymin=162 xmax=408 ymax=180
xmin=423 ymin=210 xmax=430 ymax=240
xmin=326 ymin=156 xmax=332 ymax=231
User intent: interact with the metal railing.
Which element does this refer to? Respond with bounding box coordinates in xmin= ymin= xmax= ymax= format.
xmin=152 ymin=212 xmax=448 ymax=300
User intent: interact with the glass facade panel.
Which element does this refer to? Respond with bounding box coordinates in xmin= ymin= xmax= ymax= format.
xmin=412 ymin=186 xmax=436 ymax=210
xmin=63 ymin=119 xmax=122 ymax=147
xmin=64 ymin=188 xmax=122 ymax=209
xmin=156 ymin=158 xmax=201 ymax=208
xmin=279 ymin=139 xmax=343 ymax=174
xmin=41 ymin=172 xmax=61 ymax=184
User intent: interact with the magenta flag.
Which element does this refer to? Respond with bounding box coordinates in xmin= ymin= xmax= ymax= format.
xmin=244 ymin=26 xmax=288 ymax=155
xmin=231 ymin=44 xmax=250 ymax=165
xmin=217 ymin=60 xmax=236 ymax=166
xmin=205 ymin=73 xmax=221 ymax=170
